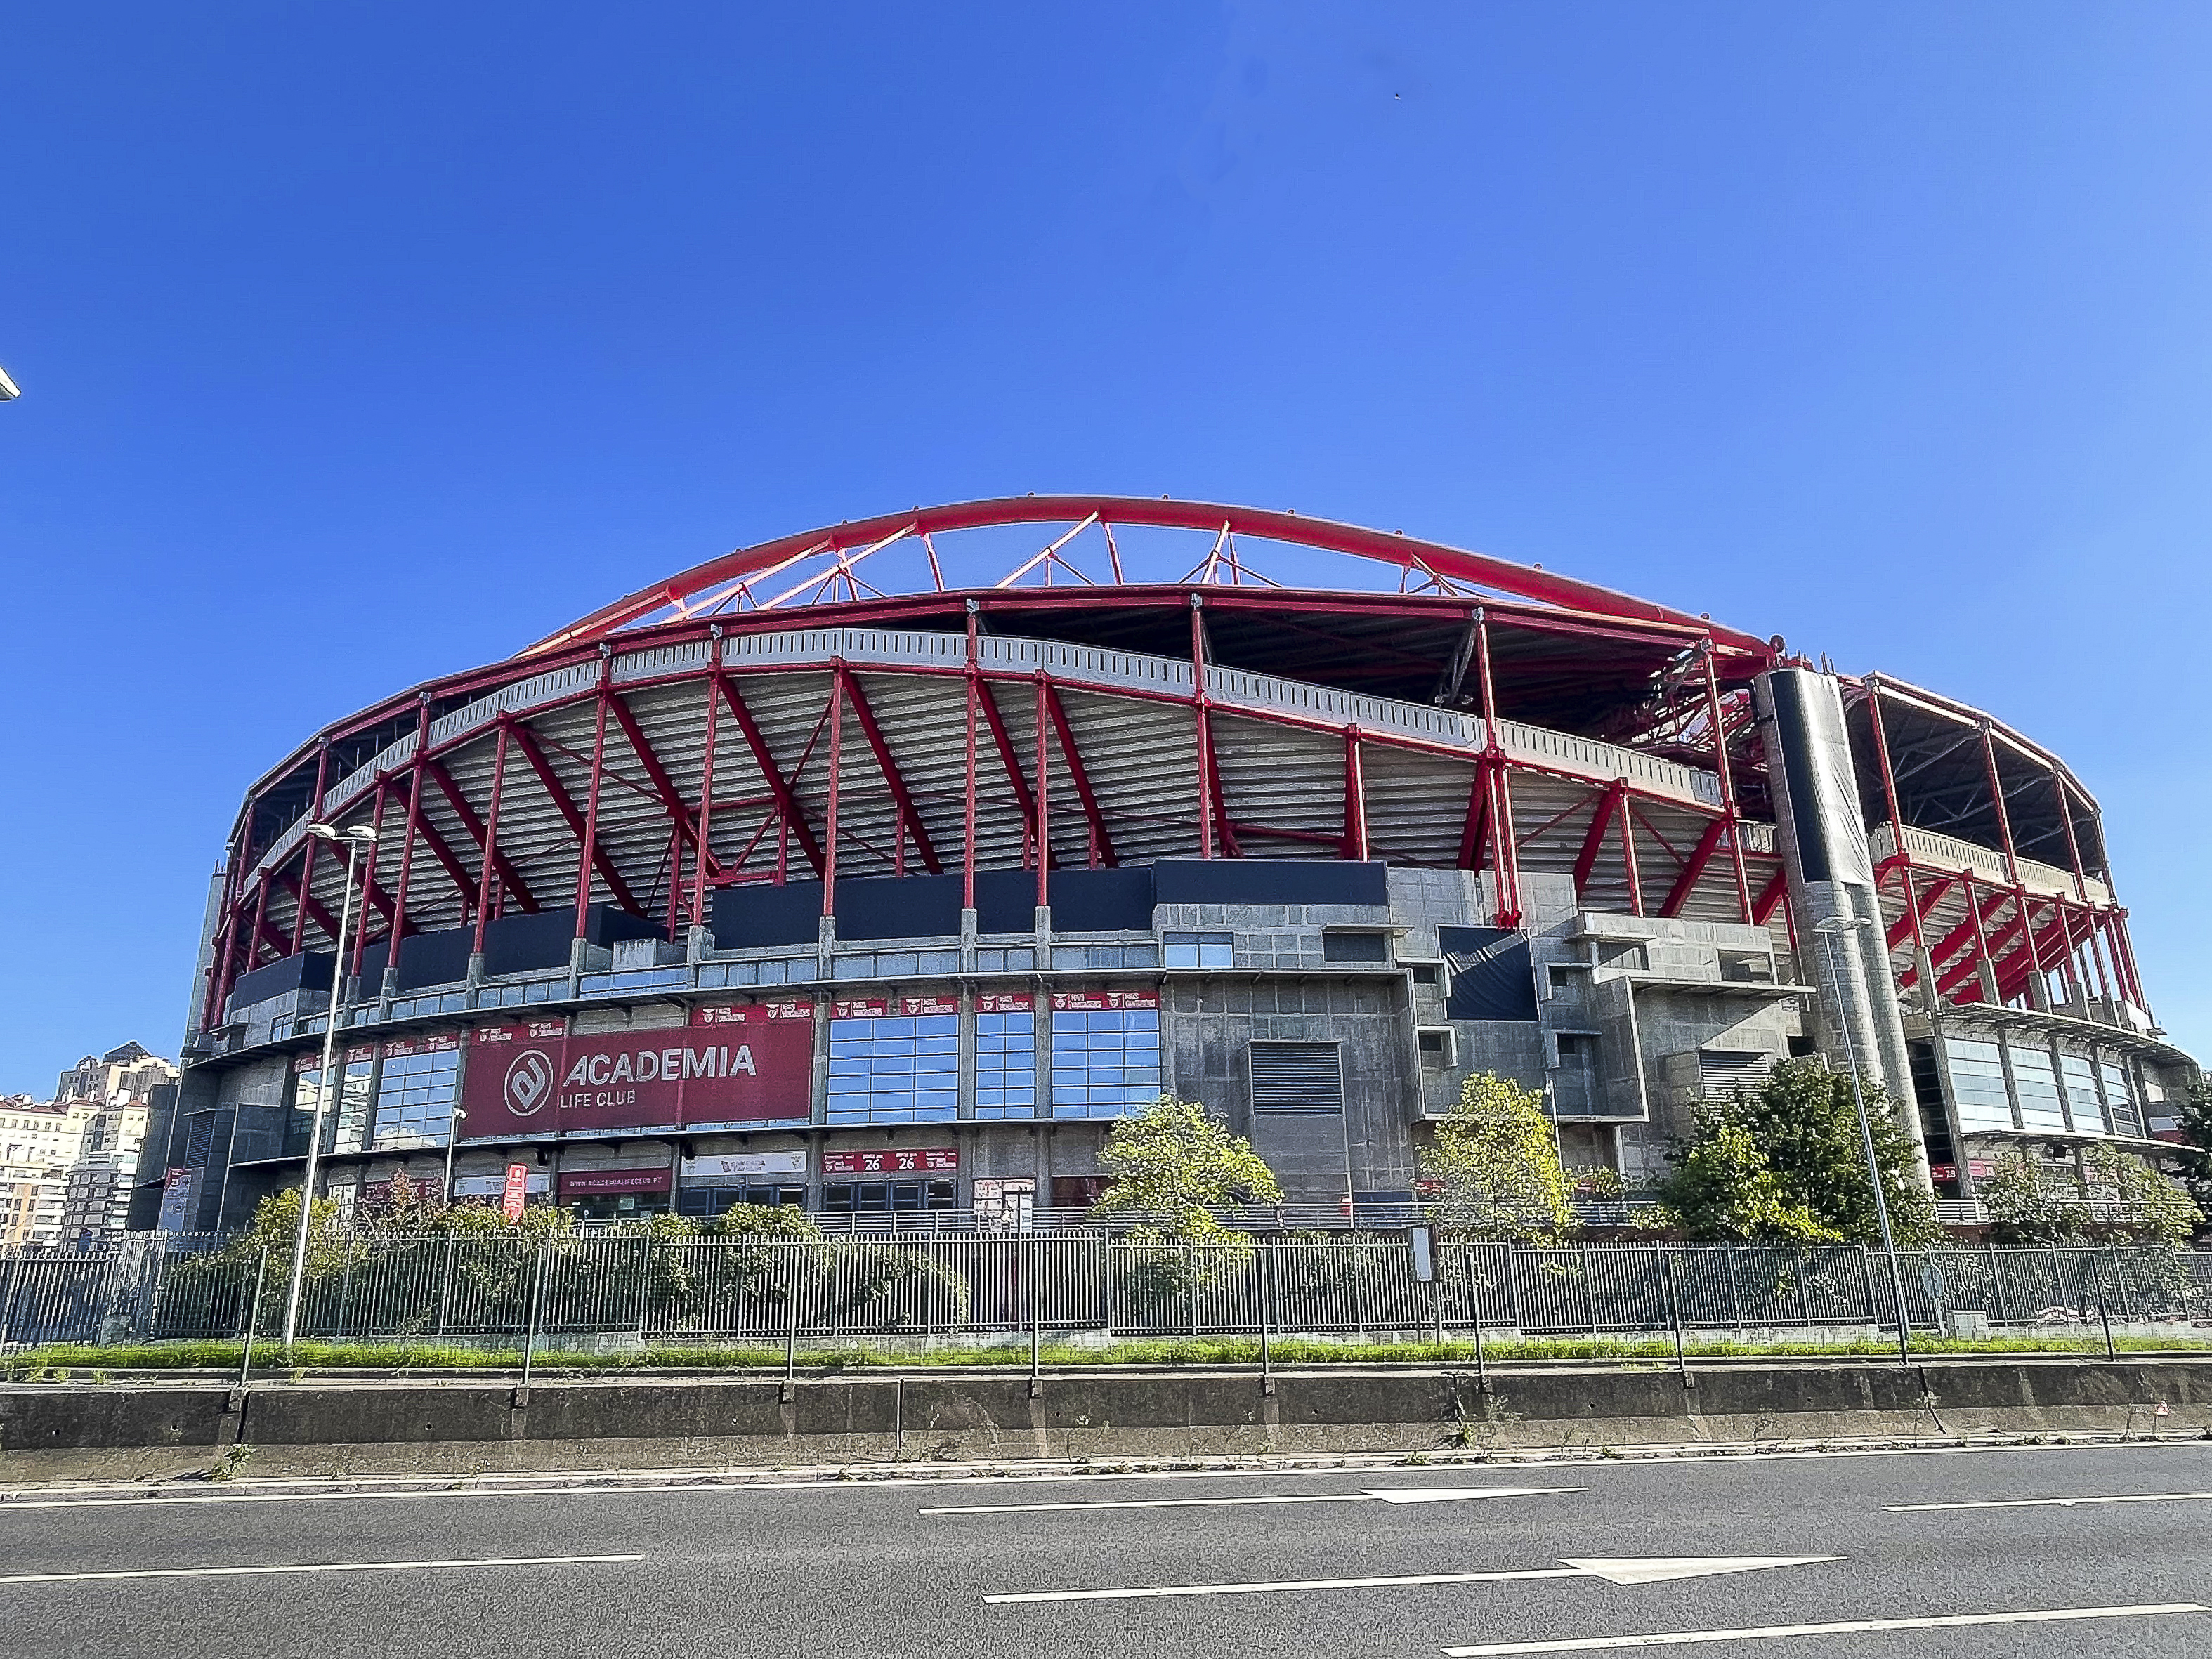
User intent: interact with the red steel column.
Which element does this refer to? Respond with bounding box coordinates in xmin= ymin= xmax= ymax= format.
xmin=1978 ymin=723 xmax=2046 ymax=1004
xmin=386 ymin=700 xmax=433 ymax=977
xmin=1699 ymin=644 xmax=1752 ymax=922
xmin=572 ymin=653 xmax=614 ymax=935
xmin=290 ymin=742 xmax=332 ymax=953
xmin=471 ymin=722 xmax=511 ymax=957
xmin=352 ymin=780 xmax=390 ymax=982
xmin=962 ymin=604 xmax=979 ymax=911
xmin=822 ymin=668 xmax=844 ymax=917
xmin=1473 ymin=610 xmax=1521 ymax=927
xmin=1342 ymin=728 xmax=1369 ymax=862
xmin=1034 ymin=676 xmax=1052 ymax=910
xmin=1618 ymin=787 xmax=1645 ymax=917
xmin=692 ymin=654 xmax=721 ymax=931
xmin=1191 ymin=596 xmax=1215 ymax=860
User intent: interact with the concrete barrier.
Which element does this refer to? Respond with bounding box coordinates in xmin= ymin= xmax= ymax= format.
xmin=2 ymin=1358 xmax=2206 ymax=1481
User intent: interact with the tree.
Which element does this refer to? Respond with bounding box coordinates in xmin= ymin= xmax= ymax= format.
xmin=1654 ymin=1059 xmax=1942 ymax=1248
xmin=1653 ymin=1104 xmax=1840 ymax=1242
xmin=2172 ymin=1076 xmax=2212 ymax=1238
xmin=1978 ymin=1145 xmax=2199 ymax=1248
xmin=1417 ymin=1071 xmax=1572 ymax=1241
xmin=1091 ymin=1095 xmax=1282 ymax=1242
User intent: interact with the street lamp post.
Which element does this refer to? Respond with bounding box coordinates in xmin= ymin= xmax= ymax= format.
xmin=443 ymin=1108 xmax=468 ymax=1203
xmin=280 ymin=822 xmax=379 ymax=1351
xmin=1812 ymin=914 xmax=1913 ymax=1367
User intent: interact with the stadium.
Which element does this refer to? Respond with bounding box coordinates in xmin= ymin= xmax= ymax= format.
xmin=132 ymin=497 xmax=2198 ymax=1231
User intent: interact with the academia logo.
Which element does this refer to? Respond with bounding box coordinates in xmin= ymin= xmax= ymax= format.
xmin=504 ymin=1049 xmax=554 ymax=1117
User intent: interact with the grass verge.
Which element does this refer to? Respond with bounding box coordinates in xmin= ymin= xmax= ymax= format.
xmin=4 ymin=1330 xmax=2208 ymax=1378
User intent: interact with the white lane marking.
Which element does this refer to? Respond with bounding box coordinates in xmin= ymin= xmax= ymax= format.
xmin=927 ymin=1486 xmax=1580 ymax=1515
xmin=1889 ymin=1491 xmax=2212 ymax=1512
xmin=990 ymin=1568 xmax=1579 ymax=1603
xmin=1441 ymin=1602 xmax=2210 ymax=1653
xmin=987 ymin=1556 xmax=1833 ymax=1604
xmin=0 ymin=1553 xmax=646 ymax=1585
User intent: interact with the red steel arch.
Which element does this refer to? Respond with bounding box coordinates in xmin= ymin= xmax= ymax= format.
xmin=521 ymin=494 xmax=1779 ymax=667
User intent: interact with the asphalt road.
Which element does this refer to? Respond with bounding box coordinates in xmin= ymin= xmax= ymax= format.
xmin=1 ymin=1443 xmax=2208 ymax=1658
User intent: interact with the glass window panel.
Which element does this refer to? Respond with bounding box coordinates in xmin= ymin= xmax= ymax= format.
xmin=2100 ymin=1062 xmax=2144 ymax=1136
xmin=2008 ymin=1044 xmax=2067 ymax=1132
xmin=2060 ymin=1054 xmax=2105 ymax=1134
xmin=1944 ymin=1039 xmax=2013 ymax=1132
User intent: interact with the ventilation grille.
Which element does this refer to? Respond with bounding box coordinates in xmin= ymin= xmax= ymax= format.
xmin=1250 ymin=1042 xmax=1344 ymax=1114
xmin=1696 ymin=1049 xmax=1776 ymax=1101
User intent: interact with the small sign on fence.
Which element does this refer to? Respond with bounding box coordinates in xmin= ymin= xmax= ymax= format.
xmin=1407 ymin=1224 xmax=1437 ymax=1283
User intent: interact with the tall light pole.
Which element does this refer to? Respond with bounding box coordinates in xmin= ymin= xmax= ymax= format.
xmin=1813 ymin=913 xmax=1912 ymax=1365
xmin=281 ymin=822 xmax=379 ymax=1351
xmin=442 ymin=1108 xmax=468 ymax=1203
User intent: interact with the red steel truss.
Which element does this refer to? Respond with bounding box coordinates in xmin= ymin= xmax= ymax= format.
xmin=190 ymin=499 xmax=2141 ymax=1040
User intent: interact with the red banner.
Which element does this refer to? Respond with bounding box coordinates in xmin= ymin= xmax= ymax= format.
xmin=501 ymin=1163 xmax=530 ymax=1221
xmin=1052 ymin=989 xmax=1158 ymax=1011
xmin=460 ymin=1009 xmax=813 ymax=1139
xmin=976 ymin=993 xmax=1033 ymax=1014
xmin=822 ymin=1147 xmax=958 ymax=1175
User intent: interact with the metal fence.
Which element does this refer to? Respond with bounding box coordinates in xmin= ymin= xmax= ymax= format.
xmin=4 ymin=1233 xmax=2209 ymax=1357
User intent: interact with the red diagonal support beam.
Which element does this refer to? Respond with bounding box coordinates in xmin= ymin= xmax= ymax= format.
xmin=1044 ymin=684 xmax=1118 ymax=867
xmin=606 ymin=693 xmax=725 ymax=891
xmin=388 ymin=771 xmax=484 ymax=913
xmin=1658 ymin=818 xmax=1729 ymax=919
xmin=1926 ymin=888 xmax=2013 ymax=980
xmin=1455 ymin=759 xmax=1492 ymax=872
xmin=424 ymin=756 xmax=542 ymax=912
xmin=506 ymin=722 xmax=648 ymax=914
xmin=1752 ymin=868 xmax=1788 ymax=926
xmin=838 ymin=668 xmax=945 ymax=874
xmin=1571 ymin=788 xmax=1621 ymax=898
xmin=1937 ymin=895 xmax=2029 ymax=997
xmin=713 ymin=676 xmax=827 ymax=878
xmin=270 ymin=865 xmax=341 ymax=947
xmin=1200 ymin=712 xmax=1243 ymax=858
xmin=1992 ymin=907 xmax=2080 ymax=1004
xmin=1887 ymin=872 xmax=1955 ymax=952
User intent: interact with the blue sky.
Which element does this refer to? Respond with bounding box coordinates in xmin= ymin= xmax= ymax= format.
xmin=3 ymin=4 xmax=2209 ymax=1089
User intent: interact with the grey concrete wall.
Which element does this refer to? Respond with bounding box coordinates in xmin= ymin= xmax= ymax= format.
xmin=7 ymin=1358 xmax=2208 ymax=1479
xmin=1163 ymin=977 xmax=1416 ymax=1202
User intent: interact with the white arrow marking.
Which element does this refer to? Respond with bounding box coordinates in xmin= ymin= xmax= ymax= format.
xmin=1889 ymin=1491 xmax=2212 ymax=1512
xmin=985 ymin=1556 xmax=1832 ymax=1604
xmin=1562 ymin=1558 xmax=1839 ymax=1587
xmin=1441 ymin=1601 xmax=2209 ymax=1653
xmin=927 ymin=1486 xmax=1578 ymax=1515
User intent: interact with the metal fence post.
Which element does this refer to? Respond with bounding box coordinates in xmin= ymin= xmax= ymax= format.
xmin=238 ymin=1249 xmax=269 ymax=1386
xmin=2095 ymin=1254 xmax=2116 ymax=1363
xmin=1185 ymin=1243 xmax=1198 ymax=1337
xmin=435 ymin=1233 xmax=457 ymax=1337
xmin=1257 ymin=1244 xmax=1274 ymax=1395
xmin=334 ymin=1252 xmax=355 ymax=1343
xmin=0 ymin=1254 xmax=23 ymax=1356
xmin=1987 ymin=1242 xmax=2009 ymax=1326
xmin=1469 ymin=1246 xmax=1488 ymax=1395
xmin=521 ymin=1237 xmax=548 ymax=1387
xmin=1663 ymin=1251 xmax=1689 ymax=1384
xmin=1028 ymin=1238 xmax=1042 ymax=1397
xmin=783 ymin=1240 xmax=801 ymax=1402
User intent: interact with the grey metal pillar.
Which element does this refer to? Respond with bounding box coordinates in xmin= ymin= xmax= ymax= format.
xmin=1753 ymin=667 xmax=1933 ymax=1193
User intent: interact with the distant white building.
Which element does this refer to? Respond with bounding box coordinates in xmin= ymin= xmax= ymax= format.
xmin=1 ymin=1043 xmax=174 ymax=1245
